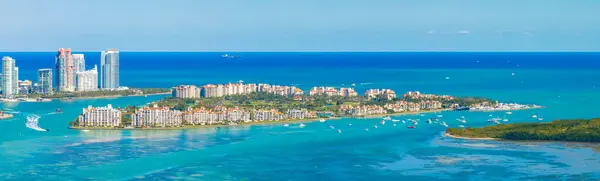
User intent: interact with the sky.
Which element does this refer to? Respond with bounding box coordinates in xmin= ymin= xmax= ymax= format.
xmin=0 ymin=0 xmax=599 ymax=52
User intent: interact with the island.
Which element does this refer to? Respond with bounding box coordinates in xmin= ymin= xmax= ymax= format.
xmin=446 ymin=118 xmax=600 ymax=142
xmin=69 ymin=81 xmax=540 ymax=130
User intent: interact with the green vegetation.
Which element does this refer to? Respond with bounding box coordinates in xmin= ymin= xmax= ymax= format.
xmin=446 ymin=118 xmax=600 ymax=142
xmin=153 ymin=92 xmax=495 ymax=115
xmin=28 ymin=88 xmax=170 ymax=99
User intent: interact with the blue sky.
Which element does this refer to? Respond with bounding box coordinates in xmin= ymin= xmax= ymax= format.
xmin=0 ymin=0 xmax=598 ymax=51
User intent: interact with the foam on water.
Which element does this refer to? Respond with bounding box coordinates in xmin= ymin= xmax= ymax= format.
xmin=25 ymin=114 xmax=47 ymax=132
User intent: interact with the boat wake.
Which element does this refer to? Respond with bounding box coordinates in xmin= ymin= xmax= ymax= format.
xmin=25 ymin=114 xmax=48 ymax=132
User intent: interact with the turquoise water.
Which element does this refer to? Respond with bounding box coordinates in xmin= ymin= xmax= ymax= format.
xmin=1 ymin=53 xmax=600 ymax=180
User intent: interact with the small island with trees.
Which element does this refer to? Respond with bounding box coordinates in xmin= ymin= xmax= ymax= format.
xmin=446 ymin=118 xmax=600 ymax=142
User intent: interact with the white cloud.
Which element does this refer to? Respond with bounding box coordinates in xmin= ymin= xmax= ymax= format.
xmin=457 ymin=30 xmax=470 ymax=34
xmin=427 ymin=30 xmax=436 ymax=34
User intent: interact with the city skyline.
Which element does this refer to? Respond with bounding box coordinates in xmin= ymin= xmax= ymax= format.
xmin=0 ymin=0 xmax=598 ymax=52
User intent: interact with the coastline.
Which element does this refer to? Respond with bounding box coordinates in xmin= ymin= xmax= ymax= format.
xmin=69 ymin=117 xmax=339 ymax=130
xmin=69 ymin=109 xmax=451 ymax=131
xmin=443 ymin=132 xmax=497 ymax=141
xmin=61 ymin=92 xmax=170 ymax=100
xmin=1 ymin=92 xmax=171 ymax=103
xmin=356 ymin=108 xmax=451 ymax=119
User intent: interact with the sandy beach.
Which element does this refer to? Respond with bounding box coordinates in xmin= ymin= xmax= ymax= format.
xmin=444 ymin=132 xmax=497 ymax=140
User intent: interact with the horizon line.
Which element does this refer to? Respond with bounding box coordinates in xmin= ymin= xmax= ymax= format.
xmin=1 ymin=50 xmax=600 ymax=53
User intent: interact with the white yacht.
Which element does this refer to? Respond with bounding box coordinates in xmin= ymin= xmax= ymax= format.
xmin=319 ymin=119 xmax=326 ymax=123
xmin=299 ymin=123 xmax=306 ymax=128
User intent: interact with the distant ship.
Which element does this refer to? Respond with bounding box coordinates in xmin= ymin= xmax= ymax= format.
xmin=222 ymin=54 xmax=240 ymax=59
xmin=56 ymin=108 xmax=63 ymax=113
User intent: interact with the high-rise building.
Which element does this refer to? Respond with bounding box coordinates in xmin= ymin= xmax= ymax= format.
xmin=172 ymin=85 xmax=201 ymax=98
xmin=37 ymin=69 xmax=53 ymax=94
xmin=55 ymin=48 xmax=75 ymax=92
xmin=2 ymin=56 xmax=19 ymax=97
xmin=76 ymin=65 xmax=98 ymax=92
xmin=100 ymin=48 xmax=119 ymax=89
xmin=72 ymin=54 xmax=85 ymax=73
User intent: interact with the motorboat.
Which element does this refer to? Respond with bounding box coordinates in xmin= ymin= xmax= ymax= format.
xmin=408 ymin=125 xmax=416 ymax=129
xmin=283 ymin=124 xmax=289 ymax=127
xmin=383 ymin=116 xmax=392 ymax=120
xmin=532 ymin=115 xmax=538 ymax=118
xmin=337 ymin=129 xmax=342 ymax=133
xmin=299 ymin=123 xmax=306 ymax=128
xmin=380 ymin=120 xmax=385 ymax=125
xmin=319 ymin=119 xmax=326 ymax=123
xmin=458 ymin=125 xmax=465 ymax=128
xmin=441 ymin=122 xmax=448 ymax=127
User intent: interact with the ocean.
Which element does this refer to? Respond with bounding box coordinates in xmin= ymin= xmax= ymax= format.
xmin=0 ymin=52 xmax=599 ymax=180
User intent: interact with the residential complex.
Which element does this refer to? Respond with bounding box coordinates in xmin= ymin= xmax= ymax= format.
xmin=55 ymin=48 xmax=75 ymax=92
xmin=172 ymin=85 xmax=201 ymax=98
xmin=77 ymin=104 xmax=122 ymax=127
xmin=100 ymin=48 xmax=119 ymax=89
xmin=309 ymin=86 xmax=357 ymax=96
xmin=76 ymin=65 xmax=98 ymax=92
xmin=37 ymin=69 xmax=53 ymax=94
xmin=365 ymin=89 xmax=397 ymax=100
xmin=131 ymin=105 xmax=183 ymax=127
xmin=2 ymin=56 xmax=19 ymax=97
xmin=173 ymin=81 xmax=304 ymax=98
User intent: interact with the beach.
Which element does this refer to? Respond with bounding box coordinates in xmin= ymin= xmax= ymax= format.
xmin=444 ymin=132 xmax=497 ymax=141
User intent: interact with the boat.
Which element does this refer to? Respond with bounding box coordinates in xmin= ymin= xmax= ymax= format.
xmin=393 ymin=124 xmax=397 ymax=127
xmin=538 ymin=118 xmax=544 ymax=121
xmin=461 ymin=116 xmax=465 ymax=119
xmin=458 ymin=125 xmax=465 ymax=128
xmin=506 ymin=112 xmax=513 ymax=114
xmin=489 ymin=114 xmax=493 ymax=117
xmin=351 ymin=83 xmax=356 ymax=87
xmin=511 ymin=73 xmax=515 ymax=76
xmin=441 ymin=122 xmax=448 ymax=127
xmin=437 ymin=115 xmax=443 ymax=118
xmin=487 ymin=119 xmax=494 ymax=122
xmin=503 ymin=119 xmax=509 ymax=122
xmin=454 ymin=107 xmax=470 ymax=111
xmin=427 ymin=119 xmax=432 ymax=124
xmin=392 ymin=119 xmax=400 ymax=122
xmin=458 ymin=119 xmax=467 ymax=123
xmin=337 ymin=129 xmax=342 ymax=133
xmin=532 ymin=115 xmax=538 ymax=118
xmin=373 ymin=125 xmax=378 ymax=128
xmin=283 ymin=124 xmax=289 ymax=127
xmin=382 ymin=116 xmax=391 ymax=120
xmin=299 ymin=123 xmax=306 ymax=128
xmin=319 ymin=119 xmax=326 ymax=123
xmin=445 ymin=77 xmax=451 ymax=80
xmin=380 ymin=120 xmax=385 ymax=125
xmin=420 ymin=114 xmax=425 ymax=117
xmin=329 ymin=126 xmax=335 ymax=129
xmin=402 ymin=120 xmax=406 ymax=123
xmin=81 ymin=130 xmax=90 ymax=132
xmin=56 ymin=108 xmax=63 ymax=113
xmin=408 ymin=125 xmax=416 ymax=129
xmin=348 ymin=123 xmax=352 ymax=126
xmin=365 ymin=128 xmax=369 ymax=132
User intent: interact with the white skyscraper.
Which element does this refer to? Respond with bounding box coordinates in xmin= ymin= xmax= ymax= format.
xmin=100 ymin=48 xmax=119 ymax=89
xmin=2 ymin=56 xmax=19 ymax=97
xmin=76 ymin=65 xmax=98 ymax=92
xmin=72 ymin=54 xmax=85 ymax=73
